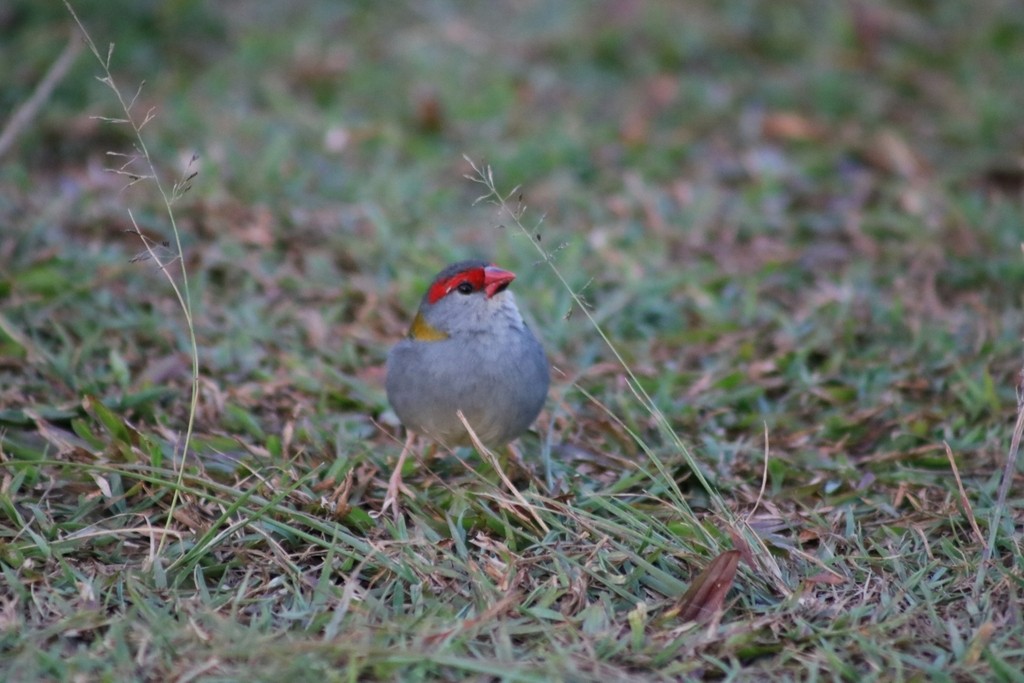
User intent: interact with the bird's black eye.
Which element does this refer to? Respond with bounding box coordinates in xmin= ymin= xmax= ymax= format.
xmin=456 ymin=281 xmax=474 ymax=295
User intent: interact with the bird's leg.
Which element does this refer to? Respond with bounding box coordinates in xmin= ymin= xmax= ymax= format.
xmin=374 ymin=430 xmax=416 ymax=521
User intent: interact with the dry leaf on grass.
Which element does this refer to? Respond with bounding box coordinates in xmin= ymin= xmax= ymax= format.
xmin=674 ymin=550 xmax=741 ymax=624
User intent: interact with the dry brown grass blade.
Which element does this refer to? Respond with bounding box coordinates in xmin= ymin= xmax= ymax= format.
xmin=458 ymin=410 xmax=550 ymax=534
xmin=803 ymin=571 xmax=846 ymax=586
xmin=674 ymin=549 xmax=741 ymax=624
xmin=746 ymin=421 xmax=771 ymax=523
xmin=943 ymin=440 xmax=985 ymax=548
xmin=982 ymin=370 xmax=1024 ymax=566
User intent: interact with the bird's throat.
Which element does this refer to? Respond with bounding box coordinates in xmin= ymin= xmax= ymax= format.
xmin=408 ymin=311 xmax=449 ymax=341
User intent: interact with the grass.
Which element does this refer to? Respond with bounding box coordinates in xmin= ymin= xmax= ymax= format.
xmin=2 ymin=1 xmax=1024 ymax=680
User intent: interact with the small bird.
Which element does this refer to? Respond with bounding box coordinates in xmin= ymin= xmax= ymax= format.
xmin=380 ymin=259 xmax=550 ymax=517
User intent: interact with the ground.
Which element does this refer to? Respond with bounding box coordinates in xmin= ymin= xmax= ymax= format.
xmin=1 ymin=1 xmax=1024 ymax=681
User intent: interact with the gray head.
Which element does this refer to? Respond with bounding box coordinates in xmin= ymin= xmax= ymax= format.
xmin=414 ymin=259 xmax=525 ymax=337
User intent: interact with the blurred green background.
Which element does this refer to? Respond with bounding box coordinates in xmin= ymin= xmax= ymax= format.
xmin=2 ymin=1 xmax=1023 ymax=679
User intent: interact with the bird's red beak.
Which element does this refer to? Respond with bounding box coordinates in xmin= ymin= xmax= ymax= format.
xmin=483 ymin=265 xmax=516 ymax=298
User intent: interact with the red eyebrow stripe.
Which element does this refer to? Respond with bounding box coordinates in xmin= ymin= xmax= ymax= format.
xmin=427 ymin=267 xmax=486 ymax=304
